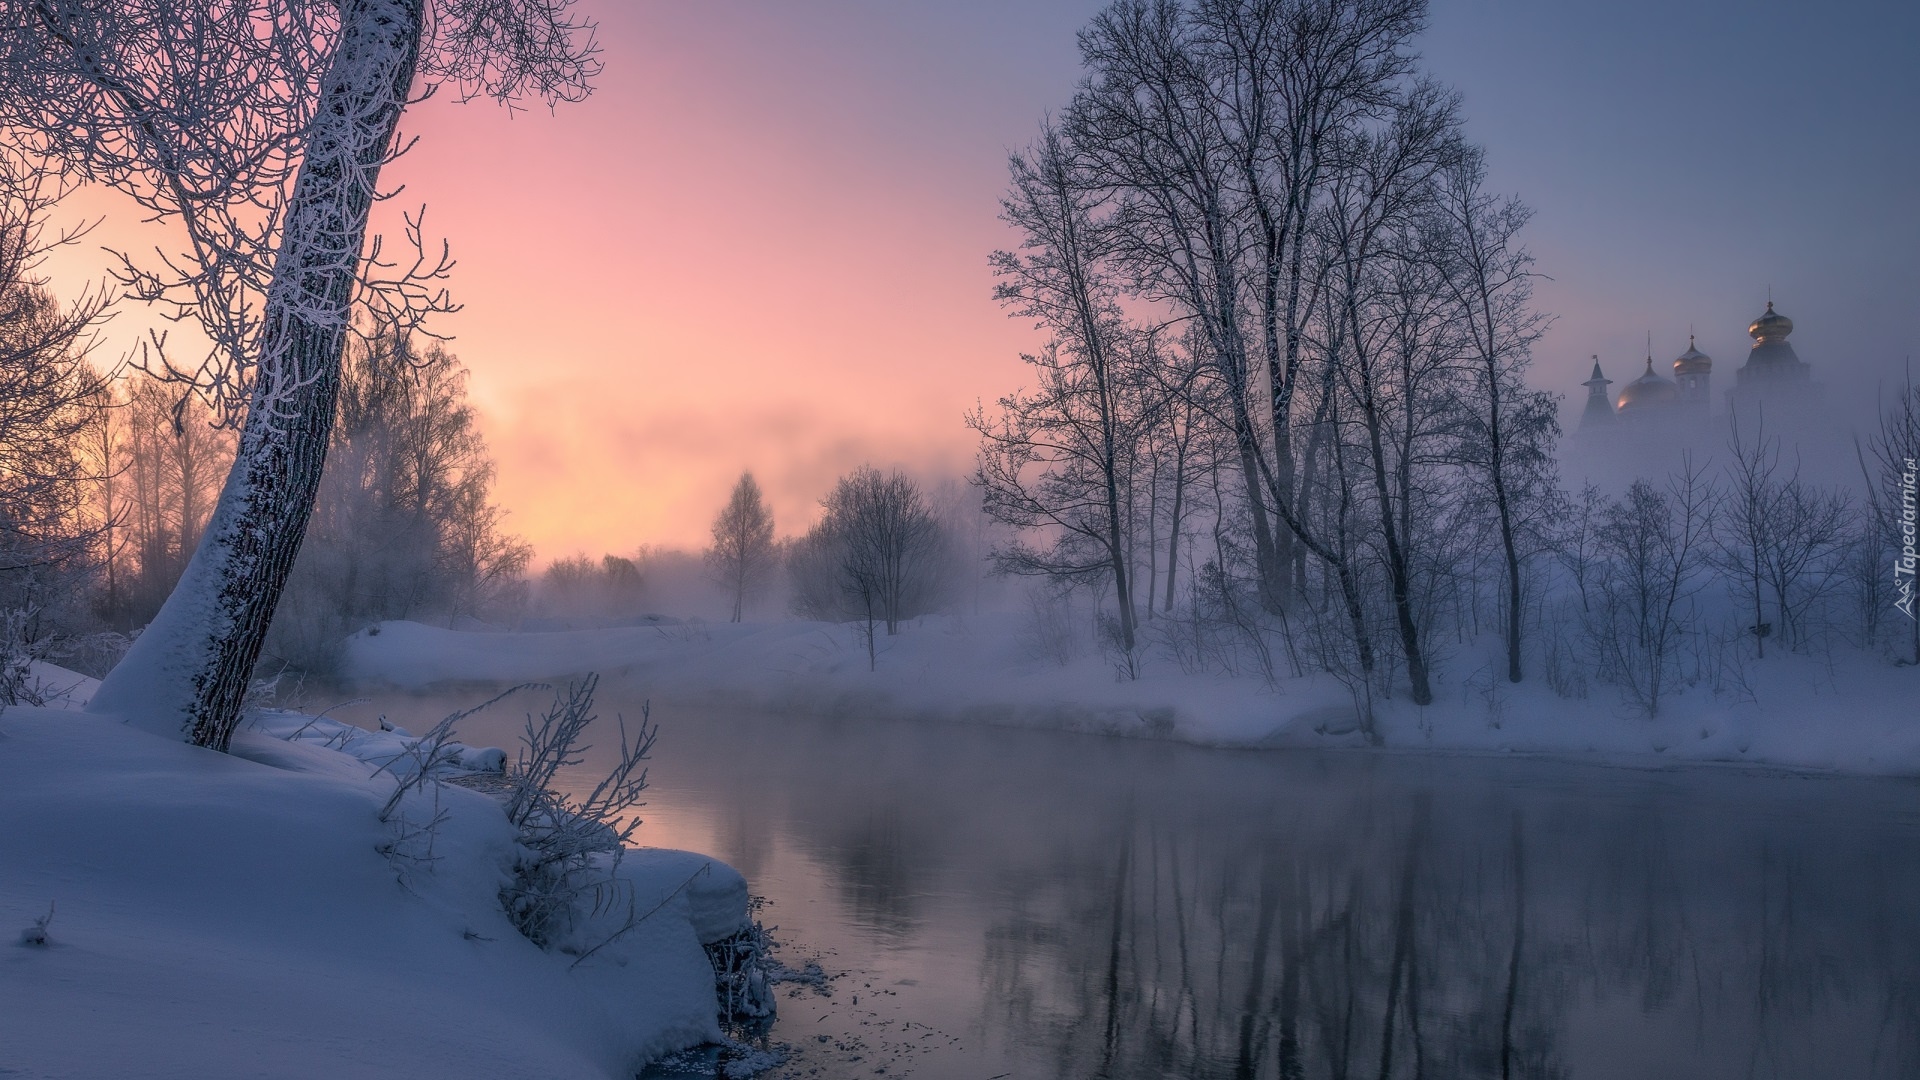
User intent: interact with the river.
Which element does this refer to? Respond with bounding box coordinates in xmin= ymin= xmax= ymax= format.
xmin=355 ymin=674 xmax=1920 ymax=1079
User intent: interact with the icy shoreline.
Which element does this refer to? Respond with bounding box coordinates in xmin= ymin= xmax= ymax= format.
xmin=342 ymin=616 xmax=1920 ymax=777
xmin=0 ymin=686 xmax=750 ymax=1079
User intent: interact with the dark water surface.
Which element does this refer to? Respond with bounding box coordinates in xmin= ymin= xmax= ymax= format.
xmin=356 ymin=676 xmax=1920 ymax=1080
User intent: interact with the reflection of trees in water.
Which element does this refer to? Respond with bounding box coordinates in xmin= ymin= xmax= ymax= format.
xmin=808 ymin=802 xmax=926 ymax=938
xmin=377 ymin=691 xmax=1920 ymax=1078
xmin=973 ymin=776 xmax=1920 ymax=1079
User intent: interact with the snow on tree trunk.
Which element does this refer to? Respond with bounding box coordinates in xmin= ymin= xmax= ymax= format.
xmin=88 ymin=1 xmax=424 ymax=750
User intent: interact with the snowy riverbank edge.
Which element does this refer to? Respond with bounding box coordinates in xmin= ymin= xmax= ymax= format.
xmin=343 ymin=615 xmax=1920 ymax=777
xmin=0 ymin=689 xmax=750 ymax=1079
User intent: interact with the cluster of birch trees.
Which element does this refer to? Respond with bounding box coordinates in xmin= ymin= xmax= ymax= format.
xmin=0 ymin=57 xmax=529 ymax=684
xmin=0 ymin=147 xmax=110 ymax=683
xmin=972 ymin=0 xmax=1918 ymax=721
xmin=0 ymin=145 xmax=530 ymax=685
xmin=1 ymin=316 xmax=531 ymax=680
xmin=263 ymin=328 xmax=531 ymax=670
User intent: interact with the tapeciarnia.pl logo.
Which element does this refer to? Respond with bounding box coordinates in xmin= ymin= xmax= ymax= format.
xmin=1898 ymin=457 xmax=1918 ymax=620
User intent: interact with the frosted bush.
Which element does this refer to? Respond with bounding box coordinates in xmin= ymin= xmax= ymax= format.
xmin=499 ymin=675 xmax=657 ymax=951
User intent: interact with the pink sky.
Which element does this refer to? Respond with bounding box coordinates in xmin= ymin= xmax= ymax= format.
xmin=47 ymin=4 xmax=1096 ymax=561
xmin=39 ymin=1 xmax=1919 ymax=563
xmin=359 ymin=4 xmax=1092 ymax=559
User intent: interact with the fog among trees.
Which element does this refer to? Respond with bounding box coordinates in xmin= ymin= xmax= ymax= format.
xmin=956 ymin=0 xmax=1918 ymax=727
xmin=0 ymin=0 xmax=1910 ymax=727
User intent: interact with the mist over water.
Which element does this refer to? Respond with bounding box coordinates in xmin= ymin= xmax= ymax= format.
xmin=358 ymin=680 xmax=1920 ymax=1079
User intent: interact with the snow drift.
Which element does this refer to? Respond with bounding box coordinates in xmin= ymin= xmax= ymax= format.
xmin=0 ymin=675 xmax=749 ymax=1079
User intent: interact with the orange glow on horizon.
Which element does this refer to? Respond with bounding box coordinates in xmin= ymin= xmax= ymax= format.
xmin=31 ymin=3 xmax=1910 ymax=565
xmin=37 ymin=5 xmax=1069 ymax=563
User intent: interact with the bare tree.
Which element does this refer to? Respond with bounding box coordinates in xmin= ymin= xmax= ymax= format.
xmin=1714 ymin=419 xmax=1783 ymax=659
xmin=973 ymin=122 xmax=1148 ymax=664
xmin=0 ymin=146 xmax=114 ymax=602
xmin=535 ymin=552 xmax=642 ymax=621
xmin=1554 ymin=483 xmax=1607 ymax=615
xmin=117 ymin=376 xmax=237 ymax=626
xmin=2 ymin=0 xmax=599 ymax=748
xmin=1756 ymin=472 xmax=1849 ymax=652
xmin=1140 ymin=343 xmax=1206 ymax=618
xmin=704 ymin=471 xmax=777 ymax=623
xmin=1071 ymin=1 xmax=1288 ymax=614
xmin=1714 ymin=420 xmax=1852 ymax=657
xmin=269 ymin=326 xmax=529 ymax=668
xmin=1432 ymin=152 xmax=1556 ymax=684
xmin=1589 ymin=465 xmax=1715 ymax=717
xmin=792 ymin=466 xmax=945 ymax=671
xmin=1204 ymin=0 xmax=1427 ymax=612
xmin=1329 ymin=83 xmax=1465 ymax=707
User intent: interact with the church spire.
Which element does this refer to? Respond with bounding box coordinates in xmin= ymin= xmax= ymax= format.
xmin=1580 ymin=355 xmax=1616 ymax=429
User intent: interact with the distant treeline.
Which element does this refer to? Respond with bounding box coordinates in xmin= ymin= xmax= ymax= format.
xmin=962 ymin=0 xmax=1920 ymax=722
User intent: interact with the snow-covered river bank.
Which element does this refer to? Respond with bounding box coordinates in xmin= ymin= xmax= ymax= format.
xmin=343 ymin=618 xmax=1920 ymax=776
xmin=358 ymin=674 xmax=1920 ymax=1080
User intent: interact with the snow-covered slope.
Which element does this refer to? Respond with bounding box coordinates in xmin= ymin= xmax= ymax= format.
xmin=20 ymin=659 xmax=99 ymax=709
xmin=0 ymin=686 xmax=747 ymax=1079
xmin=343 ymin=615 xmax=1920 ymax=776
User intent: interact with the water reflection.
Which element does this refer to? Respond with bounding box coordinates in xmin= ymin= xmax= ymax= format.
xmin=358 ymin=680 xmax=1920 ymax=1079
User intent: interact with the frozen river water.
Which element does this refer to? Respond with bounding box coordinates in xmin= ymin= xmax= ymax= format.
xmin=358 ymin=675 xmax=1920 ymax=1079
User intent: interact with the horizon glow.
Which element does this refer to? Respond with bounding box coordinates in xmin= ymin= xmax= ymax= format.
xmin=35 ymin=0 xmax=1920 ymax=564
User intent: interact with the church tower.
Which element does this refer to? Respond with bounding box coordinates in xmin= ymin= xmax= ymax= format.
xmin=1673 ymin=335 xmax=1712 ymax=412
xmin=1579 ymin=357 xmax=1615 ymax=429
xmin=1729 ymin=300 xmax=1818 ymax=421
xmin=1615 ymin=348 xmax=1679 ymax=419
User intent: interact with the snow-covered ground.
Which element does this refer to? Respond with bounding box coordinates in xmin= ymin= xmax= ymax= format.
xmin=344 ymin=615 xmax=1920 ymax=776
xmin=0 ymin=676 xmax=749 ymax=1079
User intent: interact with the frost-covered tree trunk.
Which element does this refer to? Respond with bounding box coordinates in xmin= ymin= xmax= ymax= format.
xmin=88 ymin=1 xmax=425 ymax=749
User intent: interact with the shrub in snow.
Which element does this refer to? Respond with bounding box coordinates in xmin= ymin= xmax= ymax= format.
xmin=0 ymin=607 xmax=42 ymax=707
xmin=1020 ymin=586 xmax=1080 ymax=667
xmin=0 ymin=606 xmax=120 ymax=707
xmin=707 ymin=897 xmax=839 ymax=1055
xmin=18 ymin=902 xmax=53 ymax=946
xmin=370 ymin=710 xmax=469 ymax=875
xmin=500 ymin=675 xmax=657 ymax=952
xmin=707 ymin=904 xmax=778 ymax=1033
xmin=247 ymin=690 xmax=527 ymax=883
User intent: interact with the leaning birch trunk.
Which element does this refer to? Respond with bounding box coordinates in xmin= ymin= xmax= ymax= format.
xmin=88 ymin=1 xmax=424 ymax=750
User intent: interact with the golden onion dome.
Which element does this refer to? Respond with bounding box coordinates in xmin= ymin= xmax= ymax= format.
xmin=1672 ymin=336 xmax=1712 ymax=376
xmin=1616 ymin=356 xmax=1678 ymax=412
xmin=1748 ymin=301 xmax=1793 ymax=342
